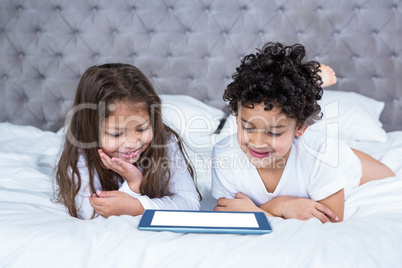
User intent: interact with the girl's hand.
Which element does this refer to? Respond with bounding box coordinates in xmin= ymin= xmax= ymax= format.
xmin=214 ymin=192 xmax=271 ymax=215
xmin=261 ymin=196 xmax=339 ymax=223
xmin=89 ymin=190 xmax=144 ymax=217
xmin=98 ymin=149 xmax=143 ymax=193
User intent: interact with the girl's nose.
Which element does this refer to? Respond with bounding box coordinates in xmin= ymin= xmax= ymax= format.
xmin=124 ymin=133 xmax=141 ymax=147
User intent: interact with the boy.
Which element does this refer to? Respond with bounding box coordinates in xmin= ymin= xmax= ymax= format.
xmin=211 ymin=42 xmax=394 ymax=223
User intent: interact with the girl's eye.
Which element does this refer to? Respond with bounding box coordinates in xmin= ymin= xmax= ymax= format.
xmin=137 ymin=126 xmax=149 ymax=132
xmin=108 ymin=132 xmax=123 ymax=137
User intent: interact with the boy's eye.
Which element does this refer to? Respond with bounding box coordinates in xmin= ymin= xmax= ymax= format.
xmin=242 ymin=125 xmax=256 ymax=132
xmin=267 ymin=132 xmax=282 ymax=137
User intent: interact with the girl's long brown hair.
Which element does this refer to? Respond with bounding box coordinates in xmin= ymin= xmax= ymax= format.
xmin=55 ymin=63 xmax=196 ymax=218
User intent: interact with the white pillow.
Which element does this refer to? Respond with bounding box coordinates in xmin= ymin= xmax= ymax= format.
xmin=310 ymin=90 xmax=387 ymax=142
xmin=160 ymin=94 xmax=225 ymax=152
xmin=160 ymin=95 xmax=226 ymax=199
xmin=216 ymin=90 xmax=387 ymax=143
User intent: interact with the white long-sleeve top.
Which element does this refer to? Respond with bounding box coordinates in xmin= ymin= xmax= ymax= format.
xmin=74 ymin=140 xmax=200 ymax=220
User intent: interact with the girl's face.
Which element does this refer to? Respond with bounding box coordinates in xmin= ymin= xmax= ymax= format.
xmin=236 ymin=102 xmax=306 ymax=170
xmin=100 ymin=101 xmax=153 ymax=164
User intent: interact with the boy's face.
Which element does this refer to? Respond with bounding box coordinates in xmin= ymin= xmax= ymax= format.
xmin=236 ymin=103 xmax=306 ymax=170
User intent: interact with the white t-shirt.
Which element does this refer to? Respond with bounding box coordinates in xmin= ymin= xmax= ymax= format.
xmin=74 ymin=138 xmax=200 ymax=219
xmin=211 ymin=129 xmax=362 ymax=206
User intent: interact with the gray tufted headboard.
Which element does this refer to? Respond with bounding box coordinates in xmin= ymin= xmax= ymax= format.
xmin=1 ymin=0 xmax=401 ymax=132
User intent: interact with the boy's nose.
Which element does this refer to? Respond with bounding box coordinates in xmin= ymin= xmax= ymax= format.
xmin=253 ymin=142 xmax=268 ymax=149
xmin=249 ymin=132 xmax=268 ymax=148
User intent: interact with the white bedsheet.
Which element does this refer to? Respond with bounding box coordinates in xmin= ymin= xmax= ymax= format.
xmin=1 ymin=122 xmax=402 ymax=268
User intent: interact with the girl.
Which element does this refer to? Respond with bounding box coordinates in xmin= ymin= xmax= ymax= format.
xmin=56 ymin=63 xmax=200 ymax=219
xmin=212 ymin=42 xmax=395 ymax=223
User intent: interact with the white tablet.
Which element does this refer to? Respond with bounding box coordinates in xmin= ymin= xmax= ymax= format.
xmin=138 ymin=209 xmax=272 ymax=235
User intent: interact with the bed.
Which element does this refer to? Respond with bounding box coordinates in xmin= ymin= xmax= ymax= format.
xmin=1 ymin=0 xmax=402 ymax=267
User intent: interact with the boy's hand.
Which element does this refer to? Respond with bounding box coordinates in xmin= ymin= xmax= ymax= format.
xmin=262 ymin=196 xmax=339 ymax=223
xmin=89 ymin=190 xmax=144 ymax=217
xmin=214 ymin=192 xmax=268 ymax=214
xmin=98 ymin=149 xmax=143 ymax=192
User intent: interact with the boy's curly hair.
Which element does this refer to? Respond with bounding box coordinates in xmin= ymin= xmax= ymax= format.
xmin=224 ymin=42 xmax=323 ymax=126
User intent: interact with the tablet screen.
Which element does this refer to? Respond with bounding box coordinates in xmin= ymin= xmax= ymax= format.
xmin=150 ymin=211 xmax=259 ymax=228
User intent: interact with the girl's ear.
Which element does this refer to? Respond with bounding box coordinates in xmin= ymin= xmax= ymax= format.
xmin=295 ymin=125 xmax=308 ymax=137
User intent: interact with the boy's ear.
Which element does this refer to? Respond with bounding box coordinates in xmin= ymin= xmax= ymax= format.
xmin=295 ymin=125 xmax=308 ymax=137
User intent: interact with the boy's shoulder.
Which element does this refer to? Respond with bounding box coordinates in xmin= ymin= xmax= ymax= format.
xmin=295 ymin=128 xmax=346 ymax=161
xmin=296 ymin=128 xmax=330 ymax=146
xmin=212 ymin=134 xmax=240 ymax=157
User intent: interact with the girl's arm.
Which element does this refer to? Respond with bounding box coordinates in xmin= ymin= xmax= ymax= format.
xmin=73 ymin=155 xmax=103 ymax=220
xmin=91 ymin=146 xmax=200 ymax=217
xmin=89 ymin=190 xmax=145 ymax=217
xmin=91 ymin=175 xmax=199 ymax=217
xmin=128 ymin=147 xmax=200 ymax=211
xmin=88 ymin=150 xmax=145 ymax=217
xmin=98 ymin=149 xmax=143 ymax=192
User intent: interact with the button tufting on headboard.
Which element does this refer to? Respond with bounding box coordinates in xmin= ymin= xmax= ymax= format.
xmin=0 ymin=0 xmax=401 ymax=132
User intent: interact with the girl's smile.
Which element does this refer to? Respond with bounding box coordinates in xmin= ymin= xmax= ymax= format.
xmin=118 ymin=149 xmax=141 ymax=160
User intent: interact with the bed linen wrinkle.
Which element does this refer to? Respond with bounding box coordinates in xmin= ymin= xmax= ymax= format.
xmin=0 ymin=119 xmax=401 ymax=267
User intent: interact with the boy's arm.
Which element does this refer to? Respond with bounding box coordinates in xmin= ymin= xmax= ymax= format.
xmin=259 ymin=195 xmax=341 ymax=223
xmin=212 ymin=192 xmax=342 ymax=223
xmin=317 ymin=189 xmax=344 ymax=222
xmin=214 ymin=192 xmax=274 ymax=217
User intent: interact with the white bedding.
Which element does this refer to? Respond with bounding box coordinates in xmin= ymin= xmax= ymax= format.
xmin=1 ymin=99 xmax=402 ymax=267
